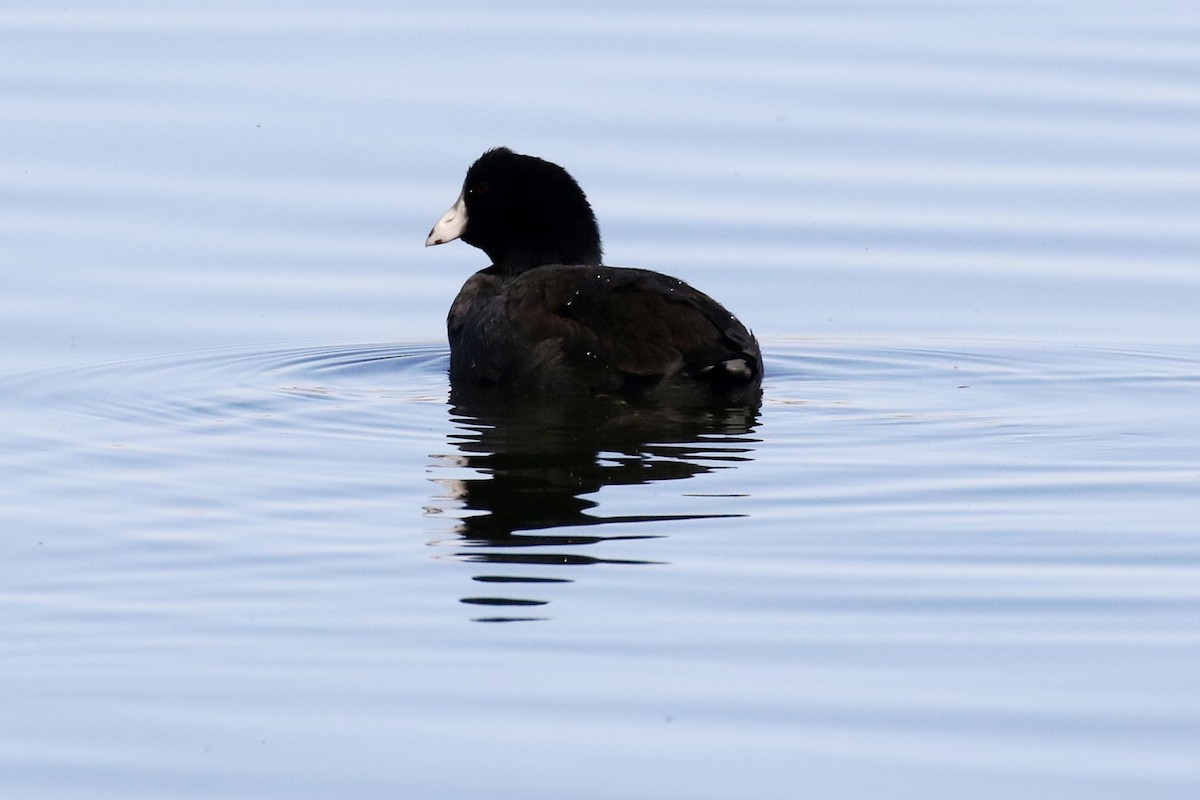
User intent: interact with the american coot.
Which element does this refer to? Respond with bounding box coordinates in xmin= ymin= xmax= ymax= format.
xmin=426 ymin=147 xmax=763 ymax=404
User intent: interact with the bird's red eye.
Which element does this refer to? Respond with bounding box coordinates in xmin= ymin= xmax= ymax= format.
xmin=470 ymin=182 xmax=490 ymax=197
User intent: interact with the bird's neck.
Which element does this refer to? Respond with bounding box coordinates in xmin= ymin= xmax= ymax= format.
xmin=490 ymin=240 xmax=602 ymax=275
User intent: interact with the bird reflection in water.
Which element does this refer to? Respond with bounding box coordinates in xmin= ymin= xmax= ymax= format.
xmin=429 ymin=390 xmax=761 ymax=621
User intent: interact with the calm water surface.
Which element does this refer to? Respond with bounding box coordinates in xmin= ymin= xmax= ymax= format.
xmin=4 ymin=340 xmax=1198 ymax=798
xmin=2 ymin=2 xmax=1199 ymax=798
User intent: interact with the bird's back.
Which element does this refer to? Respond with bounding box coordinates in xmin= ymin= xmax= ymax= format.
xmin=448 ymin=264 xmax=762 ymax=404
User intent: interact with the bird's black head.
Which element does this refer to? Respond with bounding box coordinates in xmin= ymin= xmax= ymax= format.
xmin=426 ymin=147 xmax=603 ymax=274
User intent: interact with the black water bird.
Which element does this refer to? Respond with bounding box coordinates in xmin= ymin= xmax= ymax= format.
xmin=426 ymin=147 xmax=762 ymax=404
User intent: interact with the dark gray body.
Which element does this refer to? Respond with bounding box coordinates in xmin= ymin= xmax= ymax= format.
xmin=448 ymin=263 xmax=762 ymax=404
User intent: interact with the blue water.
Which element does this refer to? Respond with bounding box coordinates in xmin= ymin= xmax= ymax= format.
xmin=3 ymin=2 xmax=1199 ymax=799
